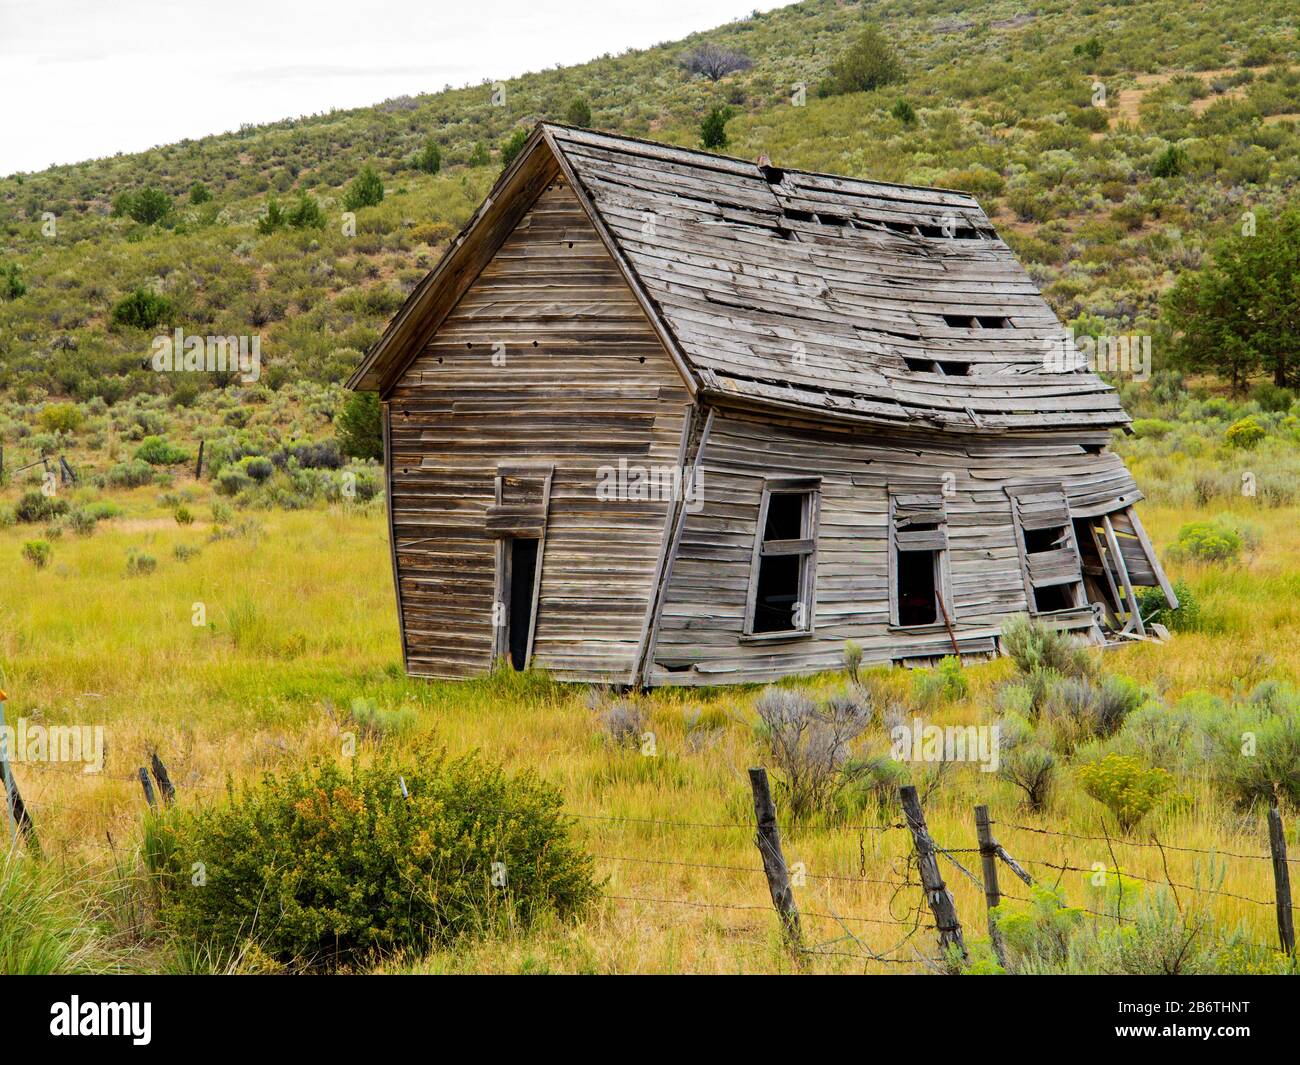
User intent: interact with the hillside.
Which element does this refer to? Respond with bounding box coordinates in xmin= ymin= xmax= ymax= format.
xmin=1 ymin=0 xmax=1297 ymax=444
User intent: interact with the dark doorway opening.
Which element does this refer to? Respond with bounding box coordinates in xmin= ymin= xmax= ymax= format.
xmin=507 ymin=537 xmax=539 ymax=670
xmin=896 ymin=548 xmax=938 ymax=627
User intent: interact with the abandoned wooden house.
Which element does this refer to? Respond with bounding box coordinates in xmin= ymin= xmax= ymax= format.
xmin=347 ymin=123 xmax=1177 ymax=686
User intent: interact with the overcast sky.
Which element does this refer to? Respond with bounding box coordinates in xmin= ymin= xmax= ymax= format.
xmin=1 ymin=0 xmax=784 ymax=176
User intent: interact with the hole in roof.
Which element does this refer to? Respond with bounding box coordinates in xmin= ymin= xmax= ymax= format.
xmin=783 ymin=208 xmax=816 ymax=224
xmin=935 ymin=360 xmax=971 ymax=376
xmin=942 ymin=315 xmax=976 ymax=328
xmin=760 ymin=164 xmax=785 ymax=185
xmin=903 ymin=358 xmax=933 ymax=372
xmin=818 ymin=213 xmax=848 ymax=227
xmin=976 ymin=315 xmax=1010 ymax=328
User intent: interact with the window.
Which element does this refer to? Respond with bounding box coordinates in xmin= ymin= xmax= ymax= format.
xmin=889 ymin=487 xmax=952 ymax=628
xmin=1007 ymin=485 xmax=1085 ymax=615
xmin=745 ymin=478 xmax=820 ymax=635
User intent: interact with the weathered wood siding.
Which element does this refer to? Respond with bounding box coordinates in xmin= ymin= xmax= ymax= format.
xmin=385 ymin=181 xmax=692 ymax=681
xmin=645 ymin=410 xmax=1143 ymax=686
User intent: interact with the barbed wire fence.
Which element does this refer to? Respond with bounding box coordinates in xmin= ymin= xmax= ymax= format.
xmin=2 ymin=749 xmax=1296 ymax=970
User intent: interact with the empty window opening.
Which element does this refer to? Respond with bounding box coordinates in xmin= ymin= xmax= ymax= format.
xmin=506 ymin=537 xmax=539 ymax=670
xmin=1031 ymin=582 xmax=1075 ymax=613
xmin=1023 ymin=525 xmax=1068 ymax=554
xmin=896 ymin=548 xmax=939 ymax=627
xmin=748 ymin=485 xmax=819 ymax=635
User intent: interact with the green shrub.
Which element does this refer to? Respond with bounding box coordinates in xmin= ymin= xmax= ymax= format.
xmin=890 ymin=99 xmax=916 ymax=124
xmin=174 ymin=505 xmax=194 ymax=526
xmin=335 ymin=390 xmax=382 ymax=461
xmin=911 ymin=655 xmax=968 ymax=708
xmin=415 ymin=137 xmax=442 ymax=174
xmin=215 ymin=466 xmax=252 ymax=497
xmin=1076 ymin=754 xmax=1172 ymax=831
xmin=1000 ymin=615 xmax=1091 ymax=678
xmin=822 ymin=24 xmax=902 ymax=96
xmin=1151 ymin=145 xmax=1188 ymax=178
xmin=1225 ymin=415 xmax=1267 ymax=448
xmin=564 ymin=97 xmax=592 ymax=127
xmin=1165 ymin=519 xmax=1243 ymax=563
xmin=349 ymin=697 xmax=416 ymax=739
xmin=699 ymin=105 xmax=733 ymax=150
xmin=1135 ymin=579 xmax=1201 ymax=632
xmin=148 ymin=747 xmax=597 ymax=969
xmin=126 ymin=549 xmax=157 ymax=576
xmin=135 ymin=435 xmax=190 ymax=466
xmin=14 ymin=490 xmax=69 ymax=524
xmin=111 ymin=288 xmax=174 ymax=330
xmin=21 ymin=539 xmax=52 ymax=569
xmin=286 ymin=193 xmax=324 ymax=230
xmin=1131 ymin=417 xmax=1174 ymax=439
xmin=106 ymin=459 xmax=154 ymax=488
xmin=38 ymin=403 xmax=84 ymax=434
xmin=113 ymin=186 xmax=173 ymax=225
xmin=500 ymin=128 xmax=530 ymax=169
xmin=189 ymin=183 xmax=211 ymax=205
xmin=342 ymin=165 xmax=384 ymax=211
xmin=1 ymin=262 xmax=26 ymax=300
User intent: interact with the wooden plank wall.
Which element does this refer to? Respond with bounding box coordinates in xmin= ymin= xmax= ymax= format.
xmin=646 ymin=409 xmax=1145 ymax=686
xmin=385 ymin=181 xmax=692 ymax=681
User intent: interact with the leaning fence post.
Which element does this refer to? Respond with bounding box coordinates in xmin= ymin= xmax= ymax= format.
xmin=975 ymin=805 xmax=1007 ymax=968
xmin=1267 ymin=804 xmax=1295 ymax=957
xmin=150 ymin=752 xmax=176 ymax=807
xmin=748 ymin=767 xmax=802 ymax=953
xmin=0 ymin=693 xmax=39 ymax=855
xmin=194 ymin=439 xmax=205 ymax=480
xmin=138 ymin=767 xmax=157 ymax=811
xmin=900 ymin=784 xmax=966 ymax=965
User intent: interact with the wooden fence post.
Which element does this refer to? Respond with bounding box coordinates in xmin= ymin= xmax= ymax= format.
xmin=194 ymin=440 xmax=205 ymax=480
xmin=1267 ymin=804 xmax=1295 ymax=957
xmin=975 ymin=805 xmax=1007 ymax=968
xmin=150 ymin=752 xmax=176 ymax=807
xmin=0 ymin=694 xmax=39 ymax=855
xmin=138 ymin=767 xmax=157 ymax=811
xmin=900 ymin=784 xmax=966 ymax=965
xmin=748 ymin=767 xmax=802 ymax=952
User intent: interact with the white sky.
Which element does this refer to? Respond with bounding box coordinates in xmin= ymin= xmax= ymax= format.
xmin=1 ymin=0 xmax=785 ymax=176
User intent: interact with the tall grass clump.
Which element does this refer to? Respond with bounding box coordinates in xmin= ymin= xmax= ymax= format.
xmin=0 ymin=859 xmax=100 ymax=974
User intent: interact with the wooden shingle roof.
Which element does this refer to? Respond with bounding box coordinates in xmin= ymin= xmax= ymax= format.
xmin=351 ymin=123 xmax=1127 ymax=433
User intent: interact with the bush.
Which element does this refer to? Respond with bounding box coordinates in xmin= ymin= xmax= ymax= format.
xmin=1135 ymin=579 xmax=1200 ymax=632
xmin=822 ymin=24 xmax=902 ymax=96
xmin=126 ymin=549 xmax=157 ymax=576
xmin=500 ymin=128 xmax=530 ymax=169
xmin=1225 ymin=415 xmax=1267 ymax=448
xmin=1000 ymin=615 xmax=1091 ymax=678
xmin=890 ymin=99 xmax=916 ymax=124
xmin=415 ymin=137 xmax=442 ymax=174
xmin=111 ymin=288 xmax=174 ymax=330
xmin=174 ymin=505 xmax=194 ymax=526
xmin=1 ymin=262 xmax=26 ymax=300
xmin=342 ymin=165 xmax=384 ymax=211
xmin=911 ymin=655 xmax=968 ymax=709
xmin=15 ymin=491 xmax=69 ymax=524
xmin=753 ymin=686 xmax=871 ymax=820
xmin=215 ymin=466 xmax=252 ymax=497
xmin=286 ymin=194 xmax=324 ymax=230
xmin=38 ymin=403 xmax=84 ymax=434
xmin=335 ymin=391 xmax=383 ymax=461
xmin=189 ymin=183 xmax=211 ymax=205
xmin=1076 ymin=754 xmax=1172 ymax=831
xmin=114 ymin=187 xmax=172 ymax=225
xmin=564 ymin=98 xmax=592 ymax=127
xmin=1151 ymin=145 xmax=1188 ymax=178
xmin=699 ymin=106 xmax=732 ymax=150
xmin=106 ymin=459 xmax=154 ymax=488
xmin=21 ymin=540 xmax=52 ymax=569
xmin=135 ymin=435 xmax=190 ymax=466
xmin=148 ymin=747 xmax=597 ymax=969
xmin=1165 ymin=519 xmax=1242 ymax=563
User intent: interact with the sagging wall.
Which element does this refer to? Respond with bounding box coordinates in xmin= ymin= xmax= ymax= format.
xmin=645 ymin=409 xmax=1146 ymax=687
xmin=385 ymin=181 xmax=692 ymax=681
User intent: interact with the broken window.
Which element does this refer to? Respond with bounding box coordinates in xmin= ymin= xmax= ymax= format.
xmin=1007 ymin=485 xmax=1086 ymax=615
xmin=746 ymin=478 xmax=820 ymax=635
xmin=889 ymin=487 xmax=952 ymax=628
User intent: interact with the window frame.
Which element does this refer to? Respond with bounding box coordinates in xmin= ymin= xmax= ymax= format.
xmin=887 ymin=485 xmax=955 ymax=630
xmin=1006 ymin=482 xmax=1086 ymax=617
xmin=742 ymin=476 xmax=821 ymax=639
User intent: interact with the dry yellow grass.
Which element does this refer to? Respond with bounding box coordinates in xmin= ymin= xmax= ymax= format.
xmin=0 ymin=487 xmax=1296 ymax=972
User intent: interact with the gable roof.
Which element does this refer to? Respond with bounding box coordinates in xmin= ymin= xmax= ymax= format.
xmin=349 ymin=123 xmax=1127 ymax=434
